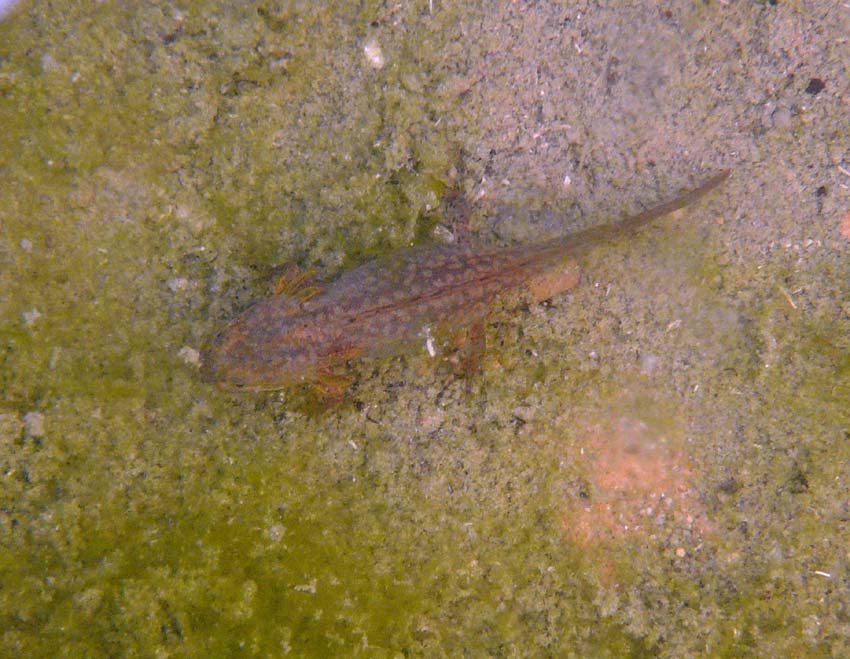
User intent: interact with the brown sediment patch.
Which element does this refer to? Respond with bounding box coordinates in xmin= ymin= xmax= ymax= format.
xmin=840 ymin=212 xmax=850 ymax=242
xmin=560 ymin=413 xmax=712 ymax=561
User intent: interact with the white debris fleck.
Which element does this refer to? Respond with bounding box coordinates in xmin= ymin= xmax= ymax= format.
xmin=20 ymin=238 xmax=33 ymax=252
xmin=640 ymin=352 xmax=659 ymax=376
xmin=49 ymin=346 xmax=62 ymax=369
xmin=41 ymin=53 xmax=60 ymax=72
xmin=24 ymin=411 xmax=45 ymax=438
xmin=363 ymin=39 xmax=385 ymax=69
xmin=22 ymin=309 xmax=41 ymax=327
xmin=293 ymin=579 xmax=317 ymax=594
xmin=267 ymin=524 xmax=284 ymax=542
xmin=421 ymin=326 xmax=436 ymax=357
xmin=167 ymin=277 xmax=190 ymax=293
xmin=178 ymin=346 xmax=201 ymax=366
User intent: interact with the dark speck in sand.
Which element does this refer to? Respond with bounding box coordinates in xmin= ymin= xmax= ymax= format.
xmin=804 ymin=77 xmax=825 ymax=95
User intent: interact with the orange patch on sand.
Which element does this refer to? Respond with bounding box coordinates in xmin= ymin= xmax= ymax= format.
xmin=561 ymin=416 xmax=711 ymax=552
xmin=840 ymin=212 xmax=850 ymax=241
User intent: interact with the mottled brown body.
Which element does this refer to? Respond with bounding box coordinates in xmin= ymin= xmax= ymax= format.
xmin=201 ymin=171 xmax=729 ymax=391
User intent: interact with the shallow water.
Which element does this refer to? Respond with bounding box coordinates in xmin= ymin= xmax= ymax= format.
xmin=1 ymin=2 xmax=848 ymax=657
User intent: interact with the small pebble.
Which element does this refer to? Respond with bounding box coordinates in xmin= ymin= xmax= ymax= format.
xmin=771 ymin=107 xmax=792 ymax=129
xmin=363 ymin=39 xmax=385 ymax=69
xmin=804 ymin=77 xmax=825 ymax=95
xmin=41 ymin=53 xmax=60 ymax=72
xmin=178 ymin=346 xmax=201 ymax=366
xmin=24 ymin=411 xmax=45 ymax=438
xmin=167 ymin=277 xmax=190 ymax=293
xmin=22 ymin=309 xmax=41 ymax=327
xmin=640 ymin=352 xmax=660 ymax=376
